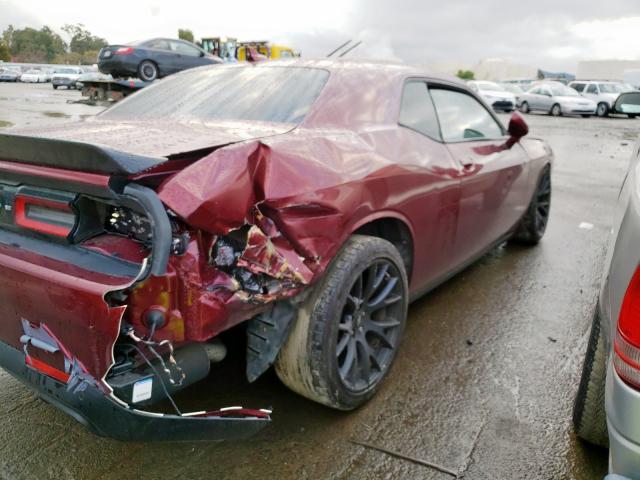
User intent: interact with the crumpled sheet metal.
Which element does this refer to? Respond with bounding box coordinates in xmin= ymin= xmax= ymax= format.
xmin=238 ymin=213 xmax=314 ymax=285
xmin=157 ymin=131 xmax=407 ymax=277
xmin=126 ymin=230 xmax=304 ymax=344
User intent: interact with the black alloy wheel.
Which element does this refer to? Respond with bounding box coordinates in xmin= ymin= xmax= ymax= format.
xmin=336 ymin=260 xmax=405 ymax=392
xmin=532 ymin=169 xmax=551 ymax=237
xmin=512 ymin=166 xmax=552 ymax=245
xmin=275 ymin=235 xmax=409 ymax=410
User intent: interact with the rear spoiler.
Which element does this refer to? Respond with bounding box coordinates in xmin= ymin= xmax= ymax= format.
xmin=0 ymin=133 xmax=171 ymax=277
xmin=0 ymin=133 xmax=167 ymax=176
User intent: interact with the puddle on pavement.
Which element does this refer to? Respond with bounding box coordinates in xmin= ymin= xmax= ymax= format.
xmin=42 ymin=111 xmax=70 ymax=118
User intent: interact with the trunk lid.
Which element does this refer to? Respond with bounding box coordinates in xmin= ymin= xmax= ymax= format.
xmin=8 ymin=118 xmax=291 ymax=160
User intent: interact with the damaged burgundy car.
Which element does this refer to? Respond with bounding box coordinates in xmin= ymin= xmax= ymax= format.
xmin=0 ymin=60 xmax=553 ymax=441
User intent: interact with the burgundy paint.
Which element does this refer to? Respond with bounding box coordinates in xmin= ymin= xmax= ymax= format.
xmin=0 ymin=61 xmax=553 ymax=387
xmin=0 ymin=240 xmax=131 ymax=380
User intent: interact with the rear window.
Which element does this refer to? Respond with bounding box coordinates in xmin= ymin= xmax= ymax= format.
xmin=102 ymin=66 xmax=330 ymax=124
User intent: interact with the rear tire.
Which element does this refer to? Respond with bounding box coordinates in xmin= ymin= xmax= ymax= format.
xmin=573 ymin=303 xmax=609 ymax=448
xmin=550 ymin=103 xmax=562 ymax=116
xmin=596 ymin=102 xmax=609 ymax=117
xmin=520 ymin=101 xmax=530 ymax=114
xmin=138 ymin=60 xmax=158 ymax=82
xmin=628 ymin=114 xmax=637 ymax=119
xmin=52 ymin=85 xmax=58 ymax=90
xmin=275 ymin=235 xmax=408 ymax=410
xmin=512 ymin=166 xmax=551 ymax=245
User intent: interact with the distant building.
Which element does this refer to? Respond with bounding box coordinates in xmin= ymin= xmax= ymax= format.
xmin=473 ymin=59 xmax=538 ymax=82
xmin=577 ymin=60 xmax=640 ymax=81
xmin=537 ymin=69 xmax=575 ymax=84
xmin=429 ymin=58 xmax=538 ymax=82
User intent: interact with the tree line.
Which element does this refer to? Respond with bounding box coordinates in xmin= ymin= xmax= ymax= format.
xmin=0 ymin=24 xmax=108 ymax=64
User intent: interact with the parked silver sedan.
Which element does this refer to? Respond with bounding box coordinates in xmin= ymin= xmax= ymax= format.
xmin=520 ymin=83 xmax=597 ymax=117
xmin=467 ymin=80 xmax=517 ymax=112
xmin=500 ymin=83 xmax=525 ymax=108
xmin=574 ymin=145 xmax=640 ymax=478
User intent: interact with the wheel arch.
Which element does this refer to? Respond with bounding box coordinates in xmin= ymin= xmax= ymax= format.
xmin=350 ymin=213 xmax=415 ymax=281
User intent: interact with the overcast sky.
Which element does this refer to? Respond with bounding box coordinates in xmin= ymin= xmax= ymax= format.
xmin=1 ymin=0 xmax=639 ymax=71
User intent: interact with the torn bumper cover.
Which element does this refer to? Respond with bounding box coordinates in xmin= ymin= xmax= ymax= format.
xmin=0 ymin=340 xmax=269 ymax=441
xmin=0 ymin=220 xmax=270 ymax=441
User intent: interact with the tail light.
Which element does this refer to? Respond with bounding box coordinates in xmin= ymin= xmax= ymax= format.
xmin=614 ymin=267 xmax=640 ymax=388
xmin=14 ymin=194 xmax=76 ymax=238
xmin=115 ymin=47 xmax=134 ymax=55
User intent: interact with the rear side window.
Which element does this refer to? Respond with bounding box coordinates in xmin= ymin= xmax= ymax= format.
xmin=572 ymin=83 xmax=586 ymax=92
xmin=587 ymin=84 xmax=598 ymax=94
xmin=399 ymin=81 xmax=441 ymax=140
xmin=171 ymin=41 xmax=201 ymax=57
xmin=145 ymin=39 xmax=170 ymax=50
xmin=430 ymin=88 xmax=504 ymax=142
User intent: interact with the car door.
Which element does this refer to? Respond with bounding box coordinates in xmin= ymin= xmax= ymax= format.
xmin=539 ymin=87 xmax=554 ymax=111
xmin=394 ymin=80 xmax=462 ymax=286
xmin=527 ymin=87 xmax=543 ymax=110
xmin=585 ymin=83 xmax=599 ymax=102
xmin=143 ymin=39 xmax=176 ymax=75
xmin=429 ymin=86 xmax=530 ymax=266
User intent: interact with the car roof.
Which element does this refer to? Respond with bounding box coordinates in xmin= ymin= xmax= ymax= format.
xmin=244 ymin=58 xmax=463 ymax=86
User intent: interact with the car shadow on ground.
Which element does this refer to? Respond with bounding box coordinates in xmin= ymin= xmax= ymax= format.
xmin=159 ymin=326 xmax=346 ymax=441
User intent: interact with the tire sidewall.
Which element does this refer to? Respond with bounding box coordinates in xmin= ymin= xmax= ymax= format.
xmin=138 ymin=60 xmax=158 ymax=82
xmin=573 ymin=301 xmax=609 ymax=447
xmin=310 ymin=237 xmax=409 ymax=410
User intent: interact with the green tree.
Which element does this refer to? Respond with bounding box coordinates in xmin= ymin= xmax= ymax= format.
xmin=456 ymin=69 xmax=475 ymax=80
xmin=0 ymin=42 xmax=10 ymax=62
xmin=62 ymin=23 xmax=107 ymax=56
xmin=5 ymin=26 xmax=66 ymax=63
xmin=178 ymin=29 xmax=194 ymax=43
xmin=2 ymin=25 xmax=14 ymax=50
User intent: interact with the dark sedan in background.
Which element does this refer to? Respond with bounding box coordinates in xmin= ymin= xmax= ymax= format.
xmin=98 ymin=38 xmax=222 ymax=81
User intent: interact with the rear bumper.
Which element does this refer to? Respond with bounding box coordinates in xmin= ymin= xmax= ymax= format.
xmin=606 ymin=365 xmax=640 ymax=478
xmin=0 ymin=339 xmax=270 ymax=441
xmin=98 ymin=57 xmax=137 ymax=77
xmin=491 ymin=100 xmax=515 ymax=111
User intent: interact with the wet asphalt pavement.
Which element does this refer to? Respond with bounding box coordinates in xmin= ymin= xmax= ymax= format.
xmin=0 ymin=82 xmax=637 ymax=479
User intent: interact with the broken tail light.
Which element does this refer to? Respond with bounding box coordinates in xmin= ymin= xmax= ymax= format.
xmin=14 ymin=193 xmax=76 ymax=238
xmin=614 ymin=267 xmax=640 ymax=388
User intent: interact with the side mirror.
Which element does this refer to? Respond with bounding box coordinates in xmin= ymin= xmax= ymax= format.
xmin=507 ymin=112 xmax=529 ymax=146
